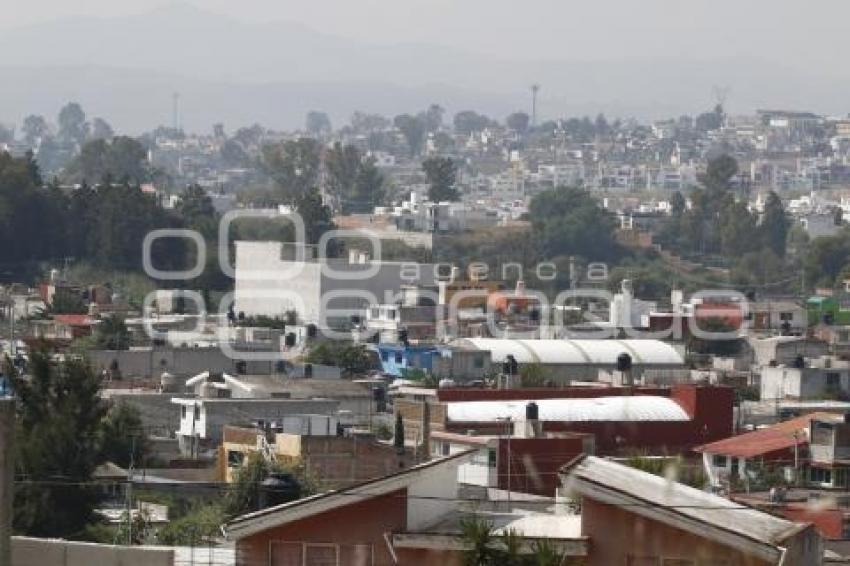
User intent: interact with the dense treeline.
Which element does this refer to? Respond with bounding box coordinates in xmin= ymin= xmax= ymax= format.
xmin=0 ymin=152 xmax=192 ymax=277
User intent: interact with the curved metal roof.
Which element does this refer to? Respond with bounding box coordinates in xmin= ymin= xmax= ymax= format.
xmin=446 ymin=396 xmax=690 ymax=423
xmin=452 ymin=338 xmax=684 ymax=366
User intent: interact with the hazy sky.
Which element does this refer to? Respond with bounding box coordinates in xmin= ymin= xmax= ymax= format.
xmin=2 ymin=0 xmax=847 ymax=69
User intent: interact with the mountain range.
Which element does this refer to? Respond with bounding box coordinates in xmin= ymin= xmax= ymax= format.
xmin=2 ymin=2 xmax=848 ymax=133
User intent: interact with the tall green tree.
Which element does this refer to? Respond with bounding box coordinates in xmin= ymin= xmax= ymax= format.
xmin=11 ymin=353 xmax=107 ymax=537
xmin=422 ymin=157 xmax=459 ymax=202
xmin=58 ymin=102 xmax=88 ymax=145
xmin=99 ymin=402 xmax=149 ymax=468
xmin=760 ymin=191 xmax=789 ymax=257
xmin=529 ymin=186 xmax=619 ymax=261
xmin=305 ymin=111 xmax=332 ymax=136
xmin=421 ymin=104 xmax=445 ymax=132
xmin=261 ymin=138 xmax=321 ymax=203
xmin=393 ymin=114 xmax=426 ymax=157
xmin=21 ymin=115 xmax=49 ymax=146
xmin=94 ymin=315 xmax=131 ymax=351
xmin=296 ymin=187 xmax=335 ymax=245
xmin=325 ymin=143 xmax=361 ymax=203
xmin=453 ymin=111 xmax=493 ymax=136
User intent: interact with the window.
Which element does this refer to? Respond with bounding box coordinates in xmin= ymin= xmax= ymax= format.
xmin=338 ymin=544 xmax=372 ymax=566
xmin=627 ymin=558 xmax=659 ymax=566
xmin=194 ymin=406 xmax=200 ymax=421
xmin=442 ymin=443 xmax=450 ymax=456
xmin=304 ymin=544 xmax=338 ymax=566
xmin=181 ymin=406 xmax=187 ymax=419
xmin=270 ymin=542 xmax=302 ymax=566
xmin=395 ymin=352 xmax=403 ymax=364
xmin=487 ymin=448 xmax=497 ymax=468
xmin=711 ymin=455 xmax=728 ymax=467
xmin=780 ymin=312 xmax=794 ymax=321
xmin=381 ymin=351 xmax=389 ymax=362
xmin=827 ymin=372 xmax=841 ymax=394
xmin=227 ymin=450 xmax=244 ymax=468
xmin=473 ymin=355 xmax=484 ymax=369
xmin=811 ymin=467 xmax=833 ymax=484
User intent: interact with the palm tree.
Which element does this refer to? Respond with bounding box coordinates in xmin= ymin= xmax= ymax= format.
xmin=460 ymin=516 xmax=500 ymax=566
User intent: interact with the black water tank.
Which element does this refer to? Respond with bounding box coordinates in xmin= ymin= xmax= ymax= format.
xmin=616 ymin=352 xmax=633 ymax=372
xmin=258 ymin=472 xmax=301 ymax=510
xmin=526 ymin=402 xmax=539 ymax=421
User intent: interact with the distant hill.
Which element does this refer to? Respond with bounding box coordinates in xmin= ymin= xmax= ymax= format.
xmin=1 ymin=2 xmax=848 ymax=132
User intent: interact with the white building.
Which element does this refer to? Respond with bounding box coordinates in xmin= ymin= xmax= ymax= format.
xmin=760 ymin=363 xmax=850 ymax=400
xmin=234 ymin=241 xmax=437 ymax=329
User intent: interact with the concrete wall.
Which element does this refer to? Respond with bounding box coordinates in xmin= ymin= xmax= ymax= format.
xmin=11 ymin=537 xmax=174 ymax=566
xmin=90 ymin=348 xmax=284 ymax=379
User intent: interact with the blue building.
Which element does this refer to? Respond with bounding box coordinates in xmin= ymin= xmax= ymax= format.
xmin=369 ymin=344 xmax=440 ymax=377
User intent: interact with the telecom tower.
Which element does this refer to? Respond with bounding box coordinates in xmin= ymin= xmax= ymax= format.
xmin=531 ymin=84 xmax=540 ymax=127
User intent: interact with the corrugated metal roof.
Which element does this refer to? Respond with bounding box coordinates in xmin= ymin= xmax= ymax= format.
xmin=452 ymin=338 xmax=684 ymax=366
xmin=564 ymin=456 xmax=799 ymax=549
xmin=695 ymin=412 xmax=842 ymax=458
xmin=446 ymin=396 xmax=690 ymax=423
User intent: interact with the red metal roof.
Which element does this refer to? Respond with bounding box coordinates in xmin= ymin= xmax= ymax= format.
xmin=53 ymin=314 xmax=96 ymax=327
xmin=694 ymin=412 xmax=839 ymax=459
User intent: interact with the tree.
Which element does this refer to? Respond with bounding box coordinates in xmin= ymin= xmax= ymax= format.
xmin=11 ymin=353 xmax=107 ymax=537
xmin=325 ymin=143 xmax=361 ymax=203
xmin=296 ymin=187 xmax=335 ymax=245
xmin=393 ymin=114 xmax=426 ymax=157
xmin=394 ymin=412 xmax=405 ymax=453
xmin=64 ymin=136 xmax=149 ymax=184
xmin=695 ymin=104 xmax=724 ymax=132
xmin=99 ymin=403 xmax=149 ymax=468
xmin=261 ymin=138 xmax=321 ymax=203
xmin=460 ymin=516 xmax=500 ymax=566
xmin=178 ymin=184 xmax=218 ymax=240
xmin=519 ymin=364 xmax=548 ymax=388
xmin=89 ymin=118 xmax=114 ymax=141
xmin=761 ymin=191 xmax=789 ymax=257
xmin=421 ymin=104 xmax=445 ymax=132
xmin=220 ymin=139 xmax=249 ymax=167
xmin=58 ymin=102 xmax=89 ymax=145
xmin=506 ymin=112 xmax=530 ymax=134
xmin=352 ymin=156 xmax=385 ymax=213
xmin=94 ymin=315 xmax=131 ymax=350
xmin=422 ymin=157 xmax=459 ymax=202
xmin=529 ymin=186 xmax=619 ymax=261
xmin=306 ymin=342 xmax=373 ymax=376
xmin=350 ymin=112 xmax=389 ymax=133
xmin=670 ymin=191 xmax=686 ymax=216
xmin=305 ymin=111 xmax=332 ymax=136
xmin=21 ymin=115 xmax=49 ymax=145
xmin=453 ymin=111 xmax=493 ymax=136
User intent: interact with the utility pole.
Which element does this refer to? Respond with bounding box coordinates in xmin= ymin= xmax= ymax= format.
xmin=0 ymin=397 xmax=14 ymax=566
xmin=531 ymin=84 xmax=540 ymax=128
